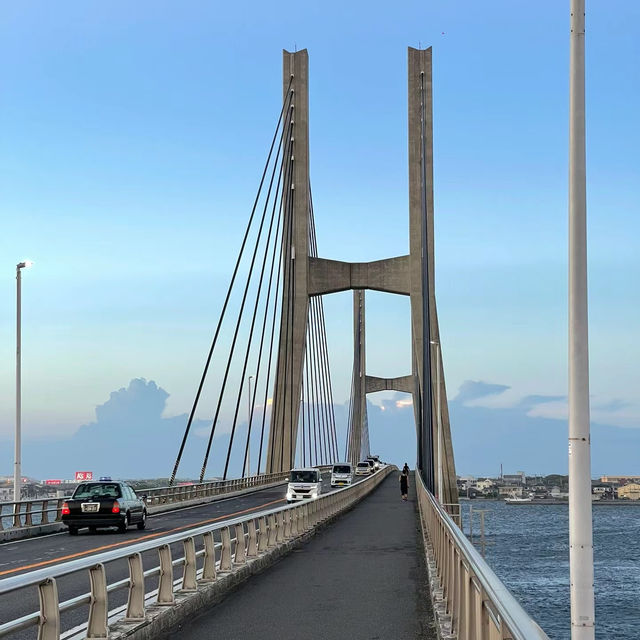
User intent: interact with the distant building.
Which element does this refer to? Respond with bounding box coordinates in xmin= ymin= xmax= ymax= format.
xmin=474 ymin=479 xmax=495 ymax=491
xmin=617 ymin=483 xmax=640 ymax=500
xmin=503 ymin=473 xmax=525 ymax=486
xmin=600 ymin=475 xmax=640 ymax=485
xmin=498 ymin=485 xmax=523 ymax=497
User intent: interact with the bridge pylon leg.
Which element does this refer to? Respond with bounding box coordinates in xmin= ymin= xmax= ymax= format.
xmin=266 ymin=49 xmax=310 ymax=474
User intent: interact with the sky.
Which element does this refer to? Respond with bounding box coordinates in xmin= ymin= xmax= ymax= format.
xmin=0 ymin=1 xmax=638 ymax=477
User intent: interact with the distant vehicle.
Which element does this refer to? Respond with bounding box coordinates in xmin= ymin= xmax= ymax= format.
xmin=366 ymin=455 xmax=381 ymax=470
xmin=355 ymin=461 xmax=372 ymax=476
xmin=286 ymin=468 xmax=322 ymax=503
xmin=61 ymin=481 xmax=147 ymax=535
xmin=330 ymin=463 xmax=353 ymax=487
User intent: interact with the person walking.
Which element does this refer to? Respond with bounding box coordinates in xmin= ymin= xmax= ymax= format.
xmin=399 ymin=468 xmax=409 ymax=501
xmin=402 ymin=462 xmax=410 ymax=475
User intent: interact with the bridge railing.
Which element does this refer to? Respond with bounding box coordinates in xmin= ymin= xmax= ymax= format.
xmin=0 ymin=466 xmax=393 ymax=640
xmin=0 ymin=498 xmax=66 ymax=531
xmin=415 ymin=471 xmax=549 ymax=640
xmin=1 ymin=468 xmax=333 ymax=532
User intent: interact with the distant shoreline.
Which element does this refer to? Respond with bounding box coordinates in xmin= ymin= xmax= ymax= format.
xmin=460 ymin=497 xmax=640 ymax=506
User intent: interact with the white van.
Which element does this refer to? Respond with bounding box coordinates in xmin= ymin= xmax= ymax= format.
xmin=355 ymin=461 xmax=372 ymax=476
xmin=286 ymin=468 xmax=322 ymax=503
xmin=330 ymin=463 xmax=353 ymax=488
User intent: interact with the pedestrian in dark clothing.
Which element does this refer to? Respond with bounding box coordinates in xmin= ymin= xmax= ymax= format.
xmin=399 ymin=469 xmax=409 ymax=501
xmin=402 ymin=462 xmax=410 ymax=475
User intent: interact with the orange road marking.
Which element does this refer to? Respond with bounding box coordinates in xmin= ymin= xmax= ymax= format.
xmin=0 ymin=497 xmax=284 ymax=577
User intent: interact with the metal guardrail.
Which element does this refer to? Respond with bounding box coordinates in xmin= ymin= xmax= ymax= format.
xmin=415 ymin=471 xmax=549 ymax=640
xmin=0 ymin=466 xmax=392 ymax=640
xmin=1 ymin=469 xmax=333 ymax=532
xmin=0 ymin=497 xmax=65 ymax=530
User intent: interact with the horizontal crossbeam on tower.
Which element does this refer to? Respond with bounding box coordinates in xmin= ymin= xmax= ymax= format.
xmin=365 ymin=375 xmax=413 ymax=395
xmin=308 ymin=256 xmax=410 ymax=296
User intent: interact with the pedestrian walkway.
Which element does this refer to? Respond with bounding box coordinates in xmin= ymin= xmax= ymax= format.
xmin=162 ymin=471 xmax=437 ymax=640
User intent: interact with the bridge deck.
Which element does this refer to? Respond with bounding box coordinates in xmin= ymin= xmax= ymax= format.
xmin=161 ymin=471 xmax=436 ymax=640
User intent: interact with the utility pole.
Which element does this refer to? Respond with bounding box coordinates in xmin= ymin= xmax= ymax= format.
xmin=568 ymin=1 xmax=595 ymax=638
xmin=15 ymin=261 xmax=33 ymax=502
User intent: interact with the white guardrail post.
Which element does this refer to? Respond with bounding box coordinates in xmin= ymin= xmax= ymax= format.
xmin=415 ymin=471 xmax=550 ymax=640
xmin=0 ymin=466 xmax=393 ymax=640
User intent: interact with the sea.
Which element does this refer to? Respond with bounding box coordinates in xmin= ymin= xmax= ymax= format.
xmin=460 ymin=500 xmax=640 ymax=639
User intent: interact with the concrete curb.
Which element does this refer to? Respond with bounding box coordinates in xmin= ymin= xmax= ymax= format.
xmin=0 ymin=481 xmax=287 ymax=544
xmin=104 ymin=471 xmax=392 ymax=640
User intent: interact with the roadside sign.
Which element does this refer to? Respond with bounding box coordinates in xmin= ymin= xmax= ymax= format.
xmin=44 ymin=479 xmax=62 ymax=485
xmin=75 ymin=471 xmax=93 ymax=481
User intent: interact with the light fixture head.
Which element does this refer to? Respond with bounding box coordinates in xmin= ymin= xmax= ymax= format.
xmin=17 ymin=260 xmax=34 ymax=269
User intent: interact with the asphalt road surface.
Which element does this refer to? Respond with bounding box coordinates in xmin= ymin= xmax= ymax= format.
xmin=0 ymin=472 xmax=366 ymax=639
xmin=159 ymin=472 xmax=437 ymax=640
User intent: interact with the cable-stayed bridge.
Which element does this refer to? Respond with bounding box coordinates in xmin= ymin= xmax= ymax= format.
xmin=0 ymin=48 xmax=550 ymax=640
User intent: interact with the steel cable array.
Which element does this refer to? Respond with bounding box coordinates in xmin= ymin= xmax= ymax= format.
xmin=169 ymin=85 xmax=339 ymax=484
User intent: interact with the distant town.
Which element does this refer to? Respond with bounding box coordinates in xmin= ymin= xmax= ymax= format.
xmin=458 ymin=471 xmax=640 ymax=502
xmin=2 ymin=471 xmax=640 ymax=503
xmin=0 ymin=473 xmax=196 ymax=501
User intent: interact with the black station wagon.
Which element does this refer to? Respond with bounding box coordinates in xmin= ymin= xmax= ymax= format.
xmin=61 ymin=480 xmax=147 ymax=535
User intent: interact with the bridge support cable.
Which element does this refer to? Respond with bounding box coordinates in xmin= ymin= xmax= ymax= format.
xmin=198 ymin=107 xmax=295 ymax=482
xmin=254 ymin=113 xmax=296 ymax=478
xmin=168 ymin=80 xmax=293 ymax=485
xmin=255 ymin=230 xmax=286 ymax=475
xmin=308 ymin=192 xmax=339 ymax=463
xmin=226 ymin=121 xmax=294 ymax=480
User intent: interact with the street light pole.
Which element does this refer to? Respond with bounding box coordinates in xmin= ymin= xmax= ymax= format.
xmin=568 ymin=1 xmax=595 ymax=638
xmin=430 ymin=340 xmax=443 ymax=503
xmin=246 ymin=375 xmax=254 ymax=477
xmin=15 ymin=261 xmax=33 ymax=502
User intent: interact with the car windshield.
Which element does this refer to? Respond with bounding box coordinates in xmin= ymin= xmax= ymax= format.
xmin=333 ymin=465 xmax=351 ymax=474
xmin=290 ymin=470 xmax=319 ymax=483
xmin=357 ymin=463 xmax=369 ymax=468
xmin=72 ymin=483 xmax=121 ymax=499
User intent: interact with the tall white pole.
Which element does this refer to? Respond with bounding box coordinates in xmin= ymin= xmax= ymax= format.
xmin=14 ymin=266 xmax=22 ymax=502
xmin=569 ymin=1 xmax=595 ymax=638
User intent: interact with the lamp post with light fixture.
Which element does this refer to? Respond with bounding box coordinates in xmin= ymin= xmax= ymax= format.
xmin=15 ymin=261 xmax=33 ymax=501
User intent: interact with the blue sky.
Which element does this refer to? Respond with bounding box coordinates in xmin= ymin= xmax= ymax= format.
xmin=0 ymin=2 xmax=638 ymax=473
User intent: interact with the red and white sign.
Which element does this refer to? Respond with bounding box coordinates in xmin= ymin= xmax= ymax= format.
xmin=75 ymin=471 xmax=93 ymax=481
xmin=44 ymin=479 xmax=62 ymax=485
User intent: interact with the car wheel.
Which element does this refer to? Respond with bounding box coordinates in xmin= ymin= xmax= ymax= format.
xmin=137 ymin=510 xmax=147 ymax=530
xmin=68 ymin=526 xmax=78 ymax=536
xmin=118 ymin=514 xmax=129 ymax=533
